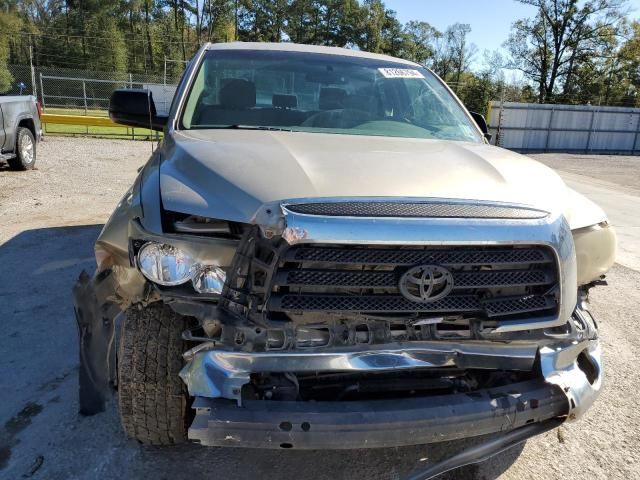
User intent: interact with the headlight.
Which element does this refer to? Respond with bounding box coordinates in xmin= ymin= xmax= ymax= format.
xmin=137 ymin=243 xmax=195 ymax=286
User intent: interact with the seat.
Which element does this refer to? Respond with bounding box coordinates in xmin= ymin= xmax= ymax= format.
xmin=195 ymin=78 xmax=259 ymax=125
xmin=219 ymin=79 xmax=256 ymax=108
xmin=319 ymin=88 xmax=347 ymax=110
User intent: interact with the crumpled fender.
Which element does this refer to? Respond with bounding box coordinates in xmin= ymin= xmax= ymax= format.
xmin=73 ymin=270 xmax=122 ymax=415
xmin=73 ymin=263 xmax=148 ymax=414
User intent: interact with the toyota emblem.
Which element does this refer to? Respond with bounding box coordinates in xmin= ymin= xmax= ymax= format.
xmin=399 ymin=265 xmax=454 ymax=303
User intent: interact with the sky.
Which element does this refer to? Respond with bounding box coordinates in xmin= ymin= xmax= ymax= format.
xmin=384 ymin=0 xmax=640 ymax=71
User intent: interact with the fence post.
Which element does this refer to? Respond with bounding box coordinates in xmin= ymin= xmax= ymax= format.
xmin=82 ymin=80 xmax=89 ymax=133
xmin=129 ymin=73 xmax=133 ymax=88
xmin=29 ymin=40 xmax=37 ymax=98
xmin=544 ymin=107 xmax=555 ymax=152
xmin=633 ymin=112 xmax=640 ymax=155
xmin=39 ymin=73 xmax=45 ymax=109
xmin=82 ymin=80 xmax=88 ymax=115
xmin=585 ymin=108 xmax=597 ymax=154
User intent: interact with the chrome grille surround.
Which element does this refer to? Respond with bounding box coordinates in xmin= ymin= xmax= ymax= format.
xmin=279 ymin=201 xmax=576 ymax=333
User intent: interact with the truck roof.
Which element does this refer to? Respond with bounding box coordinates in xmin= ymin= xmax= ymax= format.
xmin=205 ymin=41 xmax=420 ymax=67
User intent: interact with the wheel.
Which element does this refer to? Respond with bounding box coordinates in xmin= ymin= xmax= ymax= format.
xmin=117 ymin=302 xmax=191 ymax=445
xmin=8 ymin=127 xmax=36 ymax=170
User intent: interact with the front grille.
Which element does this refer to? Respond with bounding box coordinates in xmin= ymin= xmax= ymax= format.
xmin=285 ymin=202 xmax=549 ymax=219
xmin=270 ymin=293 xmax=555 ymax=316
xmin=268 ymin=244 xmax=559 ymax=319
xmin=283 ymin=246 xmax=552 ymax=266
xmin=275 ymin=269 xmax=553 ymax=290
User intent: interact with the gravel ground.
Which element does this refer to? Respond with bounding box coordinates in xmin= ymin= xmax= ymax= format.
xmin=531 ymin=153 xmax=640 ymax=195
xmin=0 ymin=137 xmax=151 ymax=244
xmin=1 ymin=137 xmax=639 ymax=480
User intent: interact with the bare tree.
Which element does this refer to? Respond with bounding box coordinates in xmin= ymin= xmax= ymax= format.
xmin=430 ymin=23 xmax=477 ymax=89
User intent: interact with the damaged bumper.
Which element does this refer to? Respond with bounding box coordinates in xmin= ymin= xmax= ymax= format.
xmin=180 ymin=341 xmax=540 ymax=402
xmin=179 ymin=313 xmax=602 ymax=448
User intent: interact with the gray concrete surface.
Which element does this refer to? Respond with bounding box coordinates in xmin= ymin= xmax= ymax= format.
xmin=1 ymin=138 xmax=639 ymax=480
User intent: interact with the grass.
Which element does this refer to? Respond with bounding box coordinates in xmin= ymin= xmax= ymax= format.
xmin=41 ymin=106 xmax=161 ymax=140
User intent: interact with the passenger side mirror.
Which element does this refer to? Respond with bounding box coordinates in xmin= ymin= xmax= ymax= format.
xmin=109 ymin=89 xmax=168 ymax=131
xmin=470 ymin=111 xmax=492 ymax=142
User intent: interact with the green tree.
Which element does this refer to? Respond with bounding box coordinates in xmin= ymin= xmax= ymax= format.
xmin=400 ymin=21 xmax=439 ymax=65
xmin=507 ymin=0 xmax=628 ymax=103
xmin=359 ymin=0 xmax=386 ymax=52
xmin=0 ymin=10 xmax=22 ymax=92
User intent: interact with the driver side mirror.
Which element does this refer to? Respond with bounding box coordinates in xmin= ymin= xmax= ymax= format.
xmin=470 ymin=111 xmax=492 ymax=142
xmin=109 ymin=89 xmax=168 ymax=131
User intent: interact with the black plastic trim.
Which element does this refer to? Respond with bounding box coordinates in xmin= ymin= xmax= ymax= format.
xmin=188 ymin=379 xmax=568 ymax=449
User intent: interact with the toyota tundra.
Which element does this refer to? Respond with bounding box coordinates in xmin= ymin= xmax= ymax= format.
xmin=74 ymin=42 xmax=616 ymax=472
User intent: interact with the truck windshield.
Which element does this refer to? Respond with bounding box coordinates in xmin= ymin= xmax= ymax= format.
xmin=181 ymin=49 xmax=483 ymax=143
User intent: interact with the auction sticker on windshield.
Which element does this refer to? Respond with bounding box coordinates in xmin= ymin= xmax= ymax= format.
xmin=378 ymin=68 xmax=424 ymax=79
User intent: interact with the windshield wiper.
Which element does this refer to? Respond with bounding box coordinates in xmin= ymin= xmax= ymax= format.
xmin=198 ymin=124 xmax=293 ymax=132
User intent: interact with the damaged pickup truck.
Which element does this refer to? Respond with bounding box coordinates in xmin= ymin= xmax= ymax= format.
xmin=74 ymin=43 xmax=616 ymax=463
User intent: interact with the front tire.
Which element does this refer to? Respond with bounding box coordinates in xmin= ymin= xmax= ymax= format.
xmin=8 ymin=127 xmax=36 ymax=170
xmin=117 ymin=303 xmax=190 ymax=445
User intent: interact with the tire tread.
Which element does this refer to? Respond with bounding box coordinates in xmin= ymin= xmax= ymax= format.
xmin=118 ymin=303 xmax=189 ymax=445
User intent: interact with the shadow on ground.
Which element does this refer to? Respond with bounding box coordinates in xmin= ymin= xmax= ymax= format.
xmin=0 ymin=224 xmax=524 ymax=480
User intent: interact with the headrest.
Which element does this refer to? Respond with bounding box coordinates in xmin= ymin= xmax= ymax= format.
xmin=220 ymin=79 xmax=256 ymax=108
xmin=319 ymin=88 xmax=346 ymax=110
xmin=272 ymin=94 xmax=297 ymax=109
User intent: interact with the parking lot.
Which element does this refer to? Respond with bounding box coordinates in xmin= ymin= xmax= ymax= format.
xmin=1 ymin=137 xmax=639 ymax=480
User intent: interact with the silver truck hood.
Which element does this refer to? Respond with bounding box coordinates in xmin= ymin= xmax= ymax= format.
xmin=160 ymin=129 xmax=571 ymax=224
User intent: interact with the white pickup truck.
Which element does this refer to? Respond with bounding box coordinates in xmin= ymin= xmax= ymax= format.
xmin=0 ymin=95 xmax=41 ymax=170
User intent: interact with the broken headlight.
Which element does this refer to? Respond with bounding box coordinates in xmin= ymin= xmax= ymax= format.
xmin=137 ymin=242 xmax=227 ymax=293
xmin=191 ymin=265 xmax=226 ymax=294
xmin=137 ymin=243 xmax=195 ymax=286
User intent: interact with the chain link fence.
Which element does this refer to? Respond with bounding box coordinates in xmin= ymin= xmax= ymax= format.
xmin=5 ymin=64 xmax=182 ymax=116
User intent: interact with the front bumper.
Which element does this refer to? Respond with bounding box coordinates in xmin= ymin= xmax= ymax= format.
xmin=180 ymin=332 xmax=602 ymax=448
